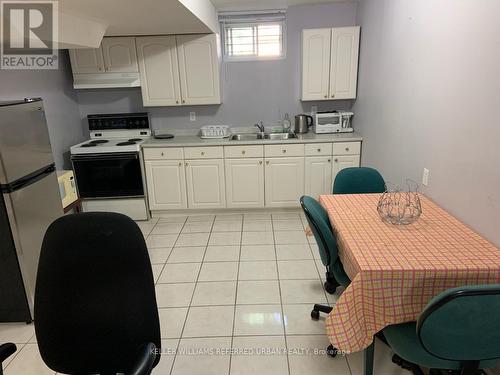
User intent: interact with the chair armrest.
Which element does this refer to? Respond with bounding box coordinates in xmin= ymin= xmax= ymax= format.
xmin=125 ymin=343 xmax=157 ymax=375
xmin=0 ymin=343 xmax=17 ymax=364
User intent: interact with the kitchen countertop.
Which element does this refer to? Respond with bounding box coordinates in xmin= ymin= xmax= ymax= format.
xmin=142 ymin=132 xmax=362 ymax=148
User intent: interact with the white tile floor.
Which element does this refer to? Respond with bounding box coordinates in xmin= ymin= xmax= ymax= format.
xmin=0 ymin=210 xmax=410 ymax=375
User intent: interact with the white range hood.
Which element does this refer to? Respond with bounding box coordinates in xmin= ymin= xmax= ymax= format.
xmin=72 ymin=72 xmax=140 ymax=89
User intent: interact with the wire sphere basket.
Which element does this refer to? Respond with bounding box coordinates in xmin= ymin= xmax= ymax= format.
xmin=377 ymin=180 xmax=422 ymax=225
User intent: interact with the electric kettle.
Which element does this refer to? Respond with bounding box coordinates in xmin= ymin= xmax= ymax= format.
xmin=293 ymin=114 xmax=313 ymax=134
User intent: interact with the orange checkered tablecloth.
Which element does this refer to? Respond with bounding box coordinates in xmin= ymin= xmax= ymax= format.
xmin=318 ymin=193 xmax=500 ymax=353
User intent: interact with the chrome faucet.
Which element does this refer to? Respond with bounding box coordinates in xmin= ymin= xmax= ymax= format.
xmin=254 ymin=121 xmax=265 ymax=133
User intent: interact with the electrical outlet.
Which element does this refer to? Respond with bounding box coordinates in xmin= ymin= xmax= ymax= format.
xmin=189 ymin=112 xmax=196 ymax=121
xmin=422 ymin=168 xmax=430 ymax=186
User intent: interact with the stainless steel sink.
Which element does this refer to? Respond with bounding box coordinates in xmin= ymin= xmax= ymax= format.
xmin=230 ymin=133 xmax=297 ymax=141
xmin=264 ymin=133 xmax=297 ymax=140
xmin=230 ymin=133 xmax=264 ymax=141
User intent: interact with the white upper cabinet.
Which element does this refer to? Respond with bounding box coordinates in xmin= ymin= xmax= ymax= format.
xmin=176 ymin=34 xmax=221 ymax=105
xmin=101 ymin=37 xmax=138 ymax=73
xmin=329 ymin=27 xmax=360 ymax=99
xmin=136 ymin=36 xmax=182 ymax=107
xmin=302 ymin=26 xmax=360 ymax=101
xmin=69 ymin=48 xmax=105 ymax=74
xmin=301 ymin=28 xmax=331 ymax=101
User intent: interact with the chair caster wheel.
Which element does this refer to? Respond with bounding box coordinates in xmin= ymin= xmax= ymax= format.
xmin=392 ymin=354 xmax=414 ymax=371
xmin=324 ymin=281 xmax=337 ymax=294
xmin=326 ymin=345 xmax=337 ymax=358
xmin=310 ymin=309 xmax=320 ymax=320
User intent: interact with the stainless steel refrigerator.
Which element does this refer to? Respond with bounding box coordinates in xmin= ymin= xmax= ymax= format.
xmin=0 ymin=98 xmax=63 ymax=323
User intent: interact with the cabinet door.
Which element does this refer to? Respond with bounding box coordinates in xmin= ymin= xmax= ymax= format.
xmin=301 ymin=28 xmax=331 ymax=101
xmin=145 ymin=160 xmax=187 ymax=210
xmin=305 ymin=156 xmax=333 ymax=198
xmin=136 ymin=36 xmax=182 ymax=106
xmin=185 ymin=159 xmax=226 ymax=209
xmin=176 ymin=34 xmax=221 ymax=105
xmin=329 ymin=26 xmax=360 ymax=99
xmin=265 ymin=157 xmax=305 ymax=208
xmin=101 ymin=37 xmax=138 ymax=73
xmin=225 ymin=158 xmax=264 ymax=208
xmin=69 ymin=48 xmax=105 ymax=74
xmin=332 ymin=155 xmax=361 ymax=182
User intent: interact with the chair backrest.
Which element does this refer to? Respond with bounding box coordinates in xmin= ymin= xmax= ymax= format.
xmin=300 ymin=196 xmax=339 ymax=267
xmin=34 ymin=212 xmax=161 ymax=374
xmin=417 ymin=284 xmax=500 ymax=363
xmin=333 ymin=167 xmax=386 ymax=194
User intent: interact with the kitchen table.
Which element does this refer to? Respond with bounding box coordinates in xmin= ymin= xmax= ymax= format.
xmin=318 ymin=193 xmax=500 ymax=353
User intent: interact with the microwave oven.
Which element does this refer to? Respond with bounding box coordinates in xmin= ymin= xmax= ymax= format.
xmin=314 ymin=111 xmax=354 ymax=133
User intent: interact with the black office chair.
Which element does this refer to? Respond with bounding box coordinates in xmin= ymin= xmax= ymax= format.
xmin=34 ymin=212 xmax=161 ymax=375
xmin=0 ymin=343 xmax=16 ymax=375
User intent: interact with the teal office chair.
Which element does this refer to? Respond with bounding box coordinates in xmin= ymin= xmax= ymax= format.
xmin=333 ymin=167 xmax=386 ymax=194
xmin=363 ymin=284 xmax=500 ymax=375
xmin=300 ymin=196 xmax=350 ymax=309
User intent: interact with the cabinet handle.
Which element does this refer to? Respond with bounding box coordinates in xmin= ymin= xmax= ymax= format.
xmin=266 ymin=161 xmax=269 ymax=165
xmin=282 ymin=149 xmax=286 ymax=153
xmin=324 ymin=95 xmax=327 ymax=98
xmin=178 ymin=162 xmax=182 ymax=167
xmin=259 ymin=161 xmax=263 ymax=165
xmin=242 ymin=150 xmax=246 ymax=155
xmin=185 ymin=162 xmax=189 ymax=166
xmin=161 ymin=152 xmax=164 ymax=156
xmin=176 ymin=100 xmax=179 ymax=104
xmin=345 ymin=147 xmax=349 ymax=151
xmin=328 ymin=159 xmax=331 ymax=163
xmin=334 ymin=158 xmax=338 ymax=162
xmin=317 ymin=148 xmax=321 ymax=152
xmin=331 ymin=94 xmax=335 ymax=98
xmin=182 ymin=100 xmax=185 ymax=104
xmin=98 ymin=67 xmax=103 ymax=71
xmin=201 ymin=151 xmax=205 ymax=156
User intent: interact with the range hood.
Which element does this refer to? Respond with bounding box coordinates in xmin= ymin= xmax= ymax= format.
xmin=72 ymin=73 xmax=140 ymax=89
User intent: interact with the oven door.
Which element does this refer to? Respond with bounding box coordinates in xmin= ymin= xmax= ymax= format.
xmin=71 ymin=152 xmax=144 ymax=198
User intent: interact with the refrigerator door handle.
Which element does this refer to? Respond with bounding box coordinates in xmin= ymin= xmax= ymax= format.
xmin=1 ymin=164 xmax=56 ymax=194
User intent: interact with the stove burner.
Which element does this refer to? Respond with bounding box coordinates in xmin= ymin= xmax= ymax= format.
xmin=128 ymin=138 xmax=143 ymax=142
xmin=116 ymin=141 xmax=136 ymax=146
xmin=81 ymin=143 xmax=97 ymax=147
xmin=90 ymin=139 xmax=109 ymax=144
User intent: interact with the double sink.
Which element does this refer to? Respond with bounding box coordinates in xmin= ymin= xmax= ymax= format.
xmin=230 ymin=133 xmax=298 ymax=141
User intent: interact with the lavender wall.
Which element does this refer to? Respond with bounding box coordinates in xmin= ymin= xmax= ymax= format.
xmin=354 ymin=0 xmax=500 ymax=246
xmin=0 ymin=51 xmax=84 ymax=169
xmin=75 ymin=2 xmax=357 ymax=133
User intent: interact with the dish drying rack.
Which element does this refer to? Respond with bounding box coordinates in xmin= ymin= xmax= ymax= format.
xmin=200 ymin=125 xmax=230 ymax=139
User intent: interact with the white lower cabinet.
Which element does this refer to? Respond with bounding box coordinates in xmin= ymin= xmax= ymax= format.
xmin=145 ymin=160 xmax=187 ymax=209
xmin=332 ymin=154 xmax=361 ymax=181
xmin=225 ymin=158 xmax=264 ymax=208
xmin=305 ymin=156 xmax=333 ymax=198
xmin=185 ymin=159 xmax=226 ymax=209
xmin=265 ymin=157 xmax=305 ymax=208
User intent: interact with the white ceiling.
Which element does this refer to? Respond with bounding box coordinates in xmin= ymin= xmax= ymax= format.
xmin=211 ymin=0 xmax=351 ymax=11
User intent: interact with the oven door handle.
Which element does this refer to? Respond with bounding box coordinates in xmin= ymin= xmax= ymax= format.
xmin=71 ymin=153 xmax=139 ymax=161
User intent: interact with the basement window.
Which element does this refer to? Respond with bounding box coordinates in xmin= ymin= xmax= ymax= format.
xmin=219 ymin=11 xmax=286 ymax=61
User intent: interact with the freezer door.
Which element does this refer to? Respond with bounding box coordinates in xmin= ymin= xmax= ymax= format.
xmin=3 ymin=170 xmax=63 ymax=315
xmin=0 ymin=100 xmax=55 ymax=184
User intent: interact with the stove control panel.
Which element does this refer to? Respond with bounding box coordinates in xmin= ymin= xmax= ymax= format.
xmin=87 ymin=113 xmax=150 ymax=131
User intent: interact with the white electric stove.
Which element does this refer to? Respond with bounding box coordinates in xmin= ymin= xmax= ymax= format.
xmin=70 ymin=113 xmax=151 ymax=220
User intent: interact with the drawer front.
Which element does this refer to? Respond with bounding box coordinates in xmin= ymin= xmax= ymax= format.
xmin=332 ymin=142 xmax=361 ymax=155
xmin=184 ymin=146 xmax=224 ymax=159
xmin=264 ymin=144 xmax=305 ymax=157
xmin=143 ymin=147 xmax=183 ymax=160
xmin=305 ymin=143 xmax=333 ymax=156
xmin=224 ymin=145 xmax=264 ymax=158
